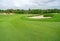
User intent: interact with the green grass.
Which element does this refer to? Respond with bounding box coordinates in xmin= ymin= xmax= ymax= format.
xmin=0 ymin=13 xmax=60 ymax=41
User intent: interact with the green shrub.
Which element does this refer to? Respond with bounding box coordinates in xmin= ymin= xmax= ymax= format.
xmin=44 ymin=14 xmax=54 ymax=17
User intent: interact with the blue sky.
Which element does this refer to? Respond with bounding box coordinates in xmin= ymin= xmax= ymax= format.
xmin=0 ymin=0 xmax=60 ymax=9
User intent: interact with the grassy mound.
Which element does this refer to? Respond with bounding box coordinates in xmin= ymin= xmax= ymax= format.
xmin=44 ymin=14 xmax=54 ymax=17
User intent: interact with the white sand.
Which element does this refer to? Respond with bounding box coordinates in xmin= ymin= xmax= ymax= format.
xmin=28 ymin=15 xmax=52 ymax=19
xmin=0 ymin=13 xmax=14 ymax=15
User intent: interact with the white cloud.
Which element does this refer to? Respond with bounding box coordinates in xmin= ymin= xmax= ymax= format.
xmin=13 ymin=0 xmax=31 ymax=7
xmin=0 ymin=0 xmax=60 ymax=9
xmin=46 ymin=0 xmax=59 ymax=6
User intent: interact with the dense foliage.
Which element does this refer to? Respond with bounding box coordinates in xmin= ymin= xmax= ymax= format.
xmin=0 ymin=9 xmax=60 ymax=14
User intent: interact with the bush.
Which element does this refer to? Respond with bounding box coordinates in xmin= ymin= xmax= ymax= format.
xmin=44 ymin=14 xmax=54 ymax=17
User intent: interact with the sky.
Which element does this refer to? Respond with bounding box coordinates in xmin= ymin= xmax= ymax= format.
xmin=0 ymin=0 xmax=60 ymax=9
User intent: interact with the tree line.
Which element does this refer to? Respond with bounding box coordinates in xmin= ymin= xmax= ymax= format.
xmin=0 ymin=9 xmax=60 ymax=14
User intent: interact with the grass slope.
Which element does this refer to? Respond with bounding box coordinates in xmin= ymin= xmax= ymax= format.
xmin=0 ymin=14 xmax=60 ymax=41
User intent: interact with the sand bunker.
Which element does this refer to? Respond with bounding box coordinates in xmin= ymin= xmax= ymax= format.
xmin=28 ymin=15 xmax=52 ymax=19
xmin=0 ymin=13 xmax=14 ymax=15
